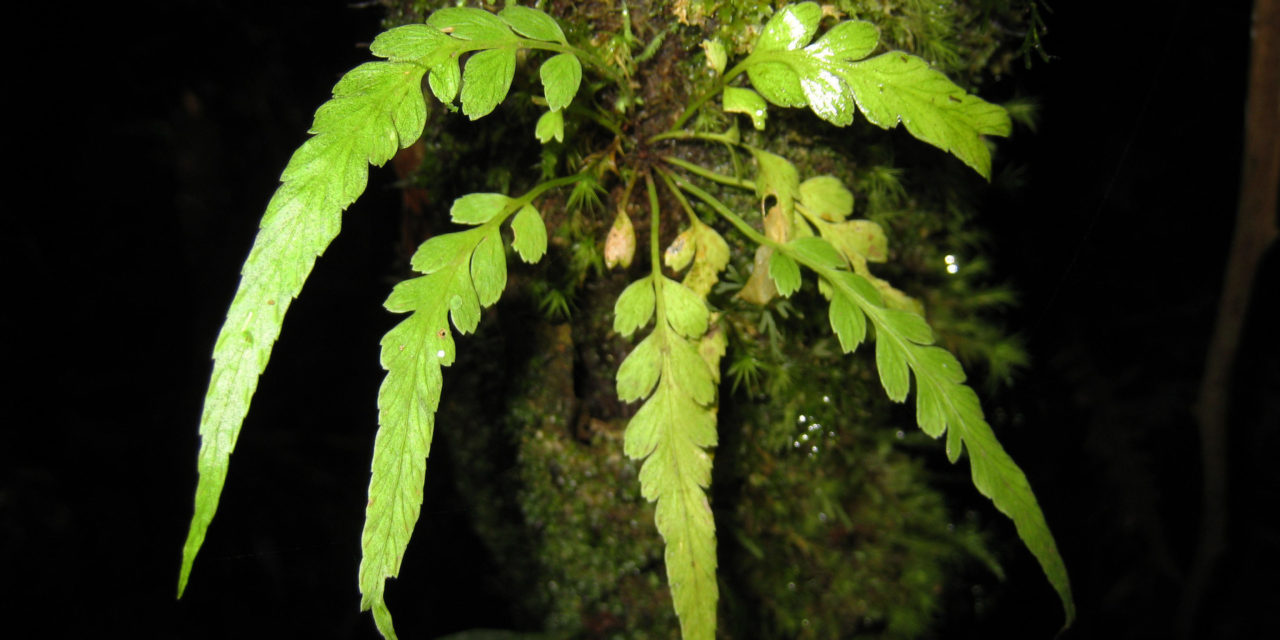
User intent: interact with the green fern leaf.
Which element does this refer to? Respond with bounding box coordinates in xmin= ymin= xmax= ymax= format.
xmin=723 ymin=87 xmax=768 ymax=130
xmin=427 ymin=7 xmax=516 ymax=42
xmin=470 ymin=229 xmax=508 ymax=306
xmin=753 ymin=2 xmax=822 ymax=53
xmin=768 ymin=251 xmax=802 ymax=297
xmin=361 ymin=177 xmax=577 ymax=638
xmin=452 ymin=192 xmax=513 ymax=225
xmin=368 ymin=24 xmax=451 ymax=62
xmin=616 ymin=275 xmax=719 ymax=640
xmin=362 ymin=202 xmax=516 ymax=637
xmin=425 ymin=7 xmax=578 ymax=120
xmin=460 ymin=48 xmax=517 ymax=120
xmin=819 ymin=266 xmax=1076 ymax=628
xmin=362 ymin=267 xmax=460 ymax=639
xmin=428 ymin=56 xmax=462 ymax=104
xmin=540 ymin=53 xmax=583 ymax=113
xmin=741 ymin=2 xmax=1010 ymax=178
xmin=178 ymin=56 xmax=426 ymax=598
xmin=499 ymin=5 xmax=568 ymax=44
xmin=614 ymin=276 xmax=656 ymax=337
xmin=509 ymin=204 xmax=548 ymax=262
xmin=843 ymin=53 xmax=1012 ymax=178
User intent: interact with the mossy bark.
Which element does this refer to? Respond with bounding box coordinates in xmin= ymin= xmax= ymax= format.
xmin=382 ymin=1 xmax=1034 ymax=637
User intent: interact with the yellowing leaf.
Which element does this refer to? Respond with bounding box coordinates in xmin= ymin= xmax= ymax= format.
xmin=604 ymin=210 xmax=637 ymax=269
xmin=617 ymin=272 xmax=719 ymax=640
xmin=750 ymin=148 xmax=800 ymax=218
xmin=662 ymin=277 xmax=709 ymax=338
xmin=682 ymin=223 xmax=730 ymax=297
xmin=738 ymin=245 xmax=779 ymax=306
xmin=698 ymin=320 xmax=727 ymax=384
xmin=701 ymin=38 xmax=727 ymax=75
xmin=870 ymin=274 xmax=924 ymax=314
xmin=819 ymin=219 xmax=888 ymax=269
xmin=665 ymin=227 xmax=697 ymax=272
xmin=798 ymin=176 xmax=853 ymax=221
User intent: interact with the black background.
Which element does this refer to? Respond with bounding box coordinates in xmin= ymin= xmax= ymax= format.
xmin=6 ymin=1 xmax=1276 ymax=637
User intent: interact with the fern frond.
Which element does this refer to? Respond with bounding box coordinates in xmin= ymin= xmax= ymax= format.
xmin=179 ymin=54 xmax=427 ymax=598
xmin=181 ymin=7 xmax=586 ymax=619
xmin=362 ymin=182 xmax=563 ymax=639
xmin=671 ymin=172 xmax=1075 ymax=629
xmin=615 ymin=274 xmax=720 ymax=640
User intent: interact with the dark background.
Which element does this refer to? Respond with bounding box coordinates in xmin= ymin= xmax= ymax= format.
xmin=5 ymin=0 xmax=1275 ymax=637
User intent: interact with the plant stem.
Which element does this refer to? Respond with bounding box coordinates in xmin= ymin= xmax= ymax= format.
xmin=665 ymin=171 xmax=773 ymax=250
xmin=668 ymin=62 xmax=748 ymax=132
xmin=645 ymin=172 xmax=662 ymax=271
xmin=662 ymin=156 xmax=754 ymax=191
xmin=657 ymin=169 xmax=701 ymax=226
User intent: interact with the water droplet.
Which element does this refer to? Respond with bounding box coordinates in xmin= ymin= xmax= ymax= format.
xmin=822 ymin=395 xmax=830 ymax=403
xmin=818 ymin=512 xmax=828 ymax=523
xmin=895 ymin=430 xmax=905 ymax=439
xmin=798 ymin=414 xmax=807 ymax=424
xmin=436 ymin=349 xmax=446 ymax=358
xmin=810 ymin=445 xmax=819 ymax=454
xmin=809 ymin=423 xmax=822 ymax=432
xmin=800 ymin=433 xmax=809 ymax=442
xmin=787 ymin=581 xmax=797 ymax=591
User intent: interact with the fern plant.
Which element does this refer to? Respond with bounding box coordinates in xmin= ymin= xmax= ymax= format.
xmin=178 ymin=3 xmax=1073 ymax=638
